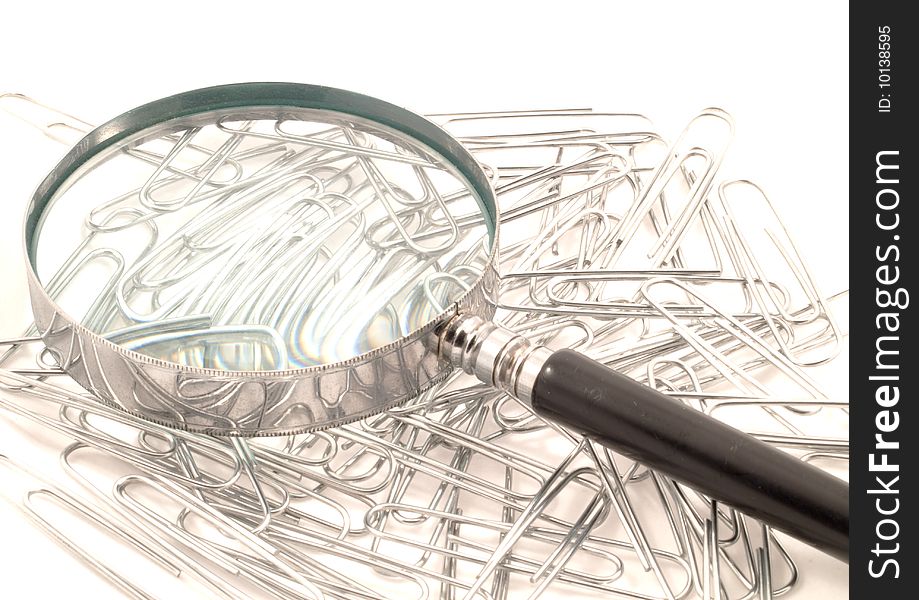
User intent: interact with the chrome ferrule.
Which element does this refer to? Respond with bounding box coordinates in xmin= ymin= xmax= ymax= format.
xmin=437 ymin=314 xmax=552 ymax=406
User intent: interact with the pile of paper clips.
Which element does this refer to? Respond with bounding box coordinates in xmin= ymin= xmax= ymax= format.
xmin=0 ymin=95 xmax=847 ymax=599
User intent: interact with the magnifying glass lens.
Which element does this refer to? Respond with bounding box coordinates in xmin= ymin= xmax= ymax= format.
xmin=33 ymin=108 xmax=494 ymax=370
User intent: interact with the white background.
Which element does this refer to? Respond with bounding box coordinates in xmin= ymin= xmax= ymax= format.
xmin=1 ymin=2 xmax=848 ymax=598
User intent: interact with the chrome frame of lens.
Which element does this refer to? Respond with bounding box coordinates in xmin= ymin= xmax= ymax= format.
xmin=24 ymin=83 xmax=500 ymax=436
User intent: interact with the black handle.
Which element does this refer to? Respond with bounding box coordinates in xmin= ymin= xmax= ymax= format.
xmin=531 ymin=349 xmax=848 ymax=562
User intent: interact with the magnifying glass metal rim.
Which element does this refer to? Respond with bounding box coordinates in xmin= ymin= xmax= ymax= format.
xmin=23 ymin=82 xmax=501 ymax=436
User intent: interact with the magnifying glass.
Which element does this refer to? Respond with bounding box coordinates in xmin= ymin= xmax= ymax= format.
xmin=23 ymin=83 xmax=847 ymax=562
